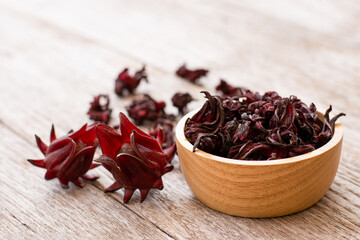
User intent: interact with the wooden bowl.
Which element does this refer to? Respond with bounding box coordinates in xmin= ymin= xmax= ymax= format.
xmin=175 ymin=109 xmax=344 ymax=218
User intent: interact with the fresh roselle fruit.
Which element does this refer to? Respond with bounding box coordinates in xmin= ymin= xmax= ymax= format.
xmin=95 ymin=113 xmax=176 ymax=203
xmin=28 ymin=123 xmax=100 ymax=188
xmin=115 ymin=66 xmax=148 ymax=96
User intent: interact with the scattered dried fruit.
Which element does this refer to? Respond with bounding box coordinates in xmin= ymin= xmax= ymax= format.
xmin=176 ymin=64 xmax=208 ymax=84
xmin=28 ymin=124 xmax=99 ymax=188
xmin=126 ymin=94 xmax=167 ymax=124
xmin=115 ymin=66 xmax=148 ymax=96
xmin=185 ymin=90 xmax=345 ymax=160
xmin=87 ymin=94 xmax=112 ymax=124
xmin=149 ymin=118 xmax=175 ymax=150
xmin=171 ymin=92 xmax=193 ymax=115
xmin=95 ymin=113 xmax=176 ymax=203
xmin=215 ymin=79 xmax=243 ymax=97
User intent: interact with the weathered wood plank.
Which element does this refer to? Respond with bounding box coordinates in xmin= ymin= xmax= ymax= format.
xmin=0 ymin=0 xmax=359 ymax=239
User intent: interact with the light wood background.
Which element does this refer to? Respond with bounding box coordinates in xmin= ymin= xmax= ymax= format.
xmin=0 ymin=0 xmax=359 ymax=239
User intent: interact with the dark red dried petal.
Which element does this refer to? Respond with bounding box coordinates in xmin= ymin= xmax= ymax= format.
xmin=171 ymin=92 xmax=193 ymax=115
xmin=115 ymin=66 xmax=148 ymax=96
xmin=87 ymin=94 xmax=112 ymax=124
xmin=148 ymin=118 xmax=175 ymax=149
xmin=215 ymin=79 xmax=242 ymax=96
xmin=176 ymin=64 xmax=208 ymax=84
xmin=126 ymin=94 xmax=167 ymax=124
xmin=186 ymin=89 xmax=345 ymax=160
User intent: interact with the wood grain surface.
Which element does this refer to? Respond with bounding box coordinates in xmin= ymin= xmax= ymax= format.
xmin=0 ymin=0 xmax=359 ymax=239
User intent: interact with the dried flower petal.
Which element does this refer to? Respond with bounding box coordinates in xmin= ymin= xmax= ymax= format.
xmin=95 ymin=113 xmax=176 ymax=203
xmin=28 ymin=124 xmax=99 ymax=188
xmin=126 ymin=94 xmax=167 ymax=124
xmin=149 ymin=118 xmax=175 ymax=150
xmin=176 ymin=64 xmax=208 ymax=84
xmin=171 ymin=92 xmax=193 ymax=115
xmin=185 ymin=90 xmax=345 ymax=160
xmin=115 ymin=66 xmax=148 ymax=96
xmin=87 ymin=94 xmax=112 ymax=124
xmin=215 ymin=79 xmax=241 ymax=96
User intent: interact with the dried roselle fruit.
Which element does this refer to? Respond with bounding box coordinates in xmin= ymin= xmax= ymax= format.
xmin=149 ymin=118 xmax=175 ymax=150
xmin=185 ymin=90 xmax=345 ymax=160
xmin=87 ymin=94 xmax=112 ymax=124
xmin=215 ymin=79 xmax=264 ymax=104
xmin=176 ymin=64 xmax=208 ymax=84
xmin=27 ymin=123 xmax=99 ymax=188
xmin=215 ymin=79 xmax=242 ymax=96
xmin=95 ymin=113 xmax=176 ymax=203
xmin=126 ymin=94 xmax=166 ymax=124
xmin=313 ymin=105 xmax=346 ymax=148
xmin=185 ymin=91 xmax=225 ymax=153
xmin=115 ymin=66 xmax=148 ymax=96
xmin=171 ymin=92 xmax=193 ymax=115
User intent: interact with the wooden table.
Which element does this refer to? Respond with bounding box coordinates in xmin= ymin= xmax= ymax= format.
xmin=1 ymin=0 xmax=359 ymax=239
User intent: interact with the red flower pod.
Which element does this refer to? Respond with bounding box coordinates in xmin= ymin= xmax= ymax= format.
xmin=185 ymin=91 xmax=345 ymax=160
xmin=95 ymin=113 xmax=176 ymax=203
xmin=115 ymin=66 xmax=148 ymax=96
xmin=149 ymin=118 xmax=175 ymax=150
xmin=171 ymin=92 xmax=193 ymax=115
xmin=175 ymin=64 xmax=208 ymax=84
xmin=87 ymin=94 xmax=112 ymax=124
xmin=125 ymin=94 xmax=167 ymax=124
xmin=28 ymin=123 xmax=100 ymax=189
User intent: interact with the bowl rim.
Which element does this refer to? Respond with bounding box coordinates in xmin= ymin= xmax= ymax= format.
xmin=176 ymin=108 xmax=344 ymax=166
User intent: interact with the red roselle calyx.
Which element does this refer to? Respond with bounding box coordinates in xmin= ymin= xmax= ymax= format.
xmin=149 ymin=118 xmax=175 ymax=150
xmin=95 ymin=113 xmax=176 ymax=203
xmin=171 ymin=92 xmax=193 ymax=115
xmin=28 ymin=123 xmax=99 ymax=188
xmin=87 ymin=94 xmax=112 ymax=124
xmin=115 ymin=66 xmax=148 ymax=96
xmin=185 ymin=89 xmax=345 ymax=160
xmin=126 ymin=94 xmax=168 ymax=124
xmin=176 ymin=64 xmax=208 ymax=84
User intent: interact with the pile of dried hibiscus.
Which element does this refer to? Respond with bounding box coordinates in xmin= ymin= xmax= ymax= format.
xmin=27 ymin=64 xmax=200 ymax=203
xmin=185 ymin=88 xmax=345 ymax=160
xmin=28 ymin=63 xmax=345 ymax=204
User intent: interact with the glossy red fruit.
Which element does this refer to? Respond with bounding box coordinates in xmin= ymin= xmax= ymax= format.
xmin=28 ymin=123 xmax=99 ymax=189
xmin=95 ymin=113 xmax=176 ymax=203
